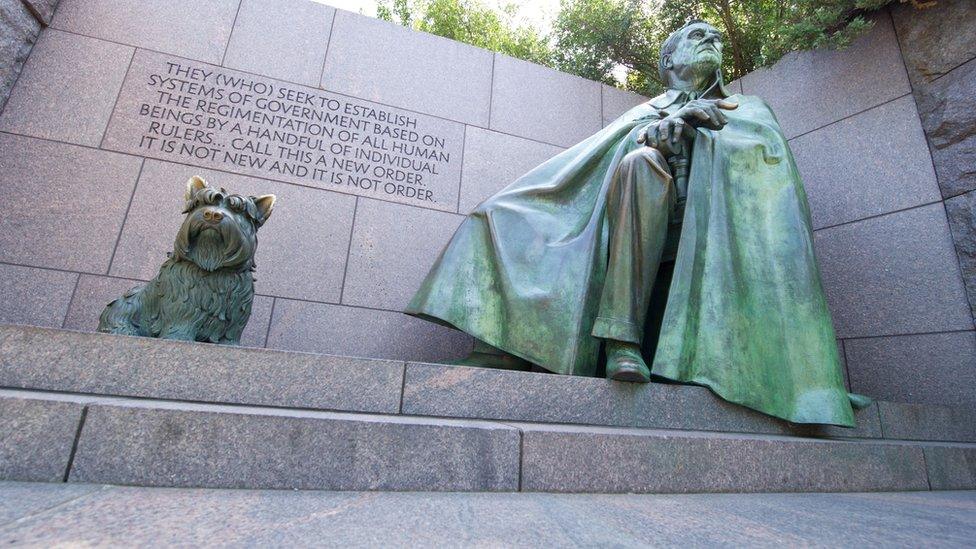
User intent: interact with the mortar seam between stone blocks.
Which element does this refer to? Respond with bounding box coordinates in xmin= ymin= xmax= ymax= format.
xmin=0 ymin=485 xmax=111 ymax=530
xmin=876 ymin=402 xmax=887 ymax=439
xmin=43 ymin=27 xmax=588 ymax=150
xmin=1 ymin=128 xmax=471 ymax=221
xmin=920 ymin=447 xmax=933 ymax=490
xmin=60 ymin=273 xmax=82 ymax=329
xmin=106 ymin=159 xmax=145 ymax=276
xmin=62 ymin=405 xmax=89 ymax=482
xmin=262 ymin=297 xmax=276 ymax=348
xmin=487 ymin=54 xmax=497 ymax=129
xmin=397 ymin=362 xmax=407 ymax=414
xmin=812 ymin=199 xmax=943 ymax=234
xmin=600 ymin=85 xmax=605 ymax=128
xmin=338 ymin=196 xmax=360 ymax=304
xmin=8 ymin=255 xmax=976 ymax=343
xmin=317 ymin=7 xmax=339 ymax=89
xmin=837 ymin=327 xmax=975 ymax=342
xmin=98 ymin=47 xmax=137 ymax=150
xmin=786 ymin=92 xmax=912 ymax=143
xmin=517 ymin=428 xmax=524 ymax=491
xmin=220 ymin=0 xmax=245 ymax=67
xmin=455 ymin=125 xmax=468 ymax=213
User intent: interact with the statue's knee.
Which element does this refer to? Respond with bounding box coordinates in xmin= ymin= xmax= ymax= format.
xmin=618 ymin=148 xmax=671 ymax=182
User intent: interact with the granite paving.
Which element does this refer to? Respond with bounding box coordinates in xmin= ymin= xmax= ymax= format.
xmin=0 ymin=482 xmax=973 ymax=547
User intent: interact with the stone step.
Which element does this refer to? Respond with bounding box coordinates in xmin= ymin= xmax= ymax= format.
xmin=2 ymin=388 xmax=975 ymax=493
xmin=2 ymin=482 xmax=975 ymax=546
xmin=2 ymin=324 xmax=975 ymax=444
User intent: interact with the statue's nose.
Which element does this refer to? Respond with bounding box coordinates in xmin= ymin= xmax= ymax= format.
xmin=203 ymin=209 xmax=223 ymax=223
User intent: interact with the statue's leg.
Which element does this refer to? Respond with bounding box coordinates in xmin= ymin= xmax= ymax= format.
xmin=593 ymin=147 xmax=675 ymax=382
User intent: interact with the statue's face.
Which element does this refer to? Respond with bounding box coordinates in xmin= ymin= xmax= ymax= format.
xmin=666 ymin=23 xmax=723 ymax=81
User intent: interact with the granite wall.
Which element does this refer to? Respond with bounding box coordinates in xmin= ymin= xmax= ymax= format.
xmin=0 ymin=0 xmax=971 ymax=407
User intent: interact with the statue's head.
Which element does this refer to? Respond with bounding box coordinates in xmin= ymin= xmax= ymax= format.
xmin=173 ymin=176 xmax=275 ymax=272
xmin=658 ymin=21 xmax=723 ymax=89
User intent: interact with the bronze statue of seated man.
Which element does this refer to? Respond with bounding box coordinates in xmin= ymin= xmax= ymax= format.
xmin=408 ymin=21 xmax=865 ymax=427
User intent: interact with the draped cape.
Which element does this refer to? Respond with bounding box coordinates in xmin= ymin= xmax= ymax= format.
xmin=407 ymin=89 xmax=855 ymax=427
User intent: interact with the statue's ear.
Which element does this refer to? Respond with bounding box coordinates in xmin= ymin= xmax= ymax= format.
xmin=252 ymin=194 xmax=276 ymax=225
xmin=185 ymin=176 xmax=209 ymax=200
xmin=662 ymin=54 xmax=673 ymax=71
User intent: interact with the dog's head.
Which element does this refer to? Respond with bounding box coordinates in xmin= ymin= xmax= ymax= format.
xmin=172 ymin=176 xmax=276 ymax=272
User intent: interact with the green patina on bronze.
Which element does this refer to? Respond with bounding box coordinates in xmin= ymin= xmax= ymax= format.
xmin=409 ymin=21 xmax=862 ymax=426
xmin=98 ymin=176 xmax=275 ymax=345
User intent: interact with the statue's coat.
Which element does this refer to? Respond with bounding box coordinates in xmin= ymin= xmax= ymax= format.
xmin=407 ymin=90 xmax=855 ymax=427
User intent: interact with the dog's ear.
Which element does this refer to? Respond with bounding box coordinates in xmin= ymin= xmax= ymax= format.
xmin=185 ymin=176 xmax=209 ymax=200
xmin=252 ymin=194 xmax=276 ymax=225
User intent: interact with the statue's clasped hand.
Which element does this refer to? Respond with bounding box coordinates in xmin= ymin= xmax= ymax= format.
xmin=638 ymin=98 xmax=738 ymax=156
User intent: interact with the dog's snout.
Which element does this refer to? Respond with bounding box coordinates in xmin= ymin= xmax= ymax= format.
xmin=203 ymin=208 xmax=224 ymax=223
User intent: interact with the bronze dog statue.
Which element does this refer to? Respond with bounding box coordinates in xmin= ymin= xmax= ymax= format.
xmin=99 ymin=176 xmax=275 ymax=344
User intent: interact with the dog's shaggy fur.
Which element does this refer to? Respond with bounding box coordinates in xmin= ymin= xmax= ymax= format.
xmin=99 ymin=176 xmax=275 ymax=344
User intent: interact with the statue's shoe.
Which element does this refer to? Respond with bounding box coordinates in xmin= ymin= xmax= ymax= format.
xmin=605 ymin=340 xmax=651 ymax=383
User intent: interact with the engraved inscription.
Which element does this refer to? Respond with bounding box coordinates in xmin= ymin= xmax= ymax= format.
xmin=103 ymin=51 xmax=463 ymax=211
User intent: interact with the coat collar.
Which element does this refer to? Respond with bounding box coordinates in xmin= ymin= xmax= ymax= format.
xmin=649 ymin=70 xmax=734 ymax=109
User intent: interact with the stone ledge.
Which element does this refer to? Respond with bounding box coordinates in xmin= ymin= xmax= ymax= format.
xmin=1 ymin=325 xmax=973 ymax=445
xmin=404 ymin=362 xmax=883 ymax=439
xmin=0 ymin=324 xmax=405 ymax=415
xmin=2 ymin=389 xmax=974 ymax=493
xmin=519 ymin=423 xmax=935 ymax=494
xmin=69 ymin=398 xmax=520 ymax=492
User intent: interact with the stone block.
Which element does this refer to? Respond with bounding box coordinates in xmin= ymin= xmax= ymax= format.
xmin=0 ymin=264 xmax=76 ymax=328
xmin=341 ymin=199 xmax=464 ymax=311
xmin=814 ymin=203 xmax=973 ymax=338
xmin=924 ymin=445 xmax=976 ymax=490
xmin=520 ymin=423 xmax=929 ymax=493
xmin=108 ymin=160 xmax=356 ymax=304
xmin=913 ymin=58 xmax=976 ymax=198
xmin=741 ymin=14 xmax=909 ymax=139
xmin=891 ymin=0 xmax=976 ymax=87
xmin=0 ymin=0 xmax=40 ymax=113
xmin=0 ymin=390 xmax=84 ymax=482
xmin=490 ymin=54 xmax=602 ymax=147
xmin=946 ymin=190 xmax=976 ymax=319
xmin=402 ymin=363 xmax=638 ymax=427
xmin=21 ymin=0 xmax=59 ymax=25
xmin=633 ymin=383 xmax=882 ymax=440
xmin=266 ymin=299 xmax=472 ymax=363
xmin=845 ymin=332 xmax=976 ymax=408
xmin=458 ymin=127 xmax=563 ymax=214
xmin=601 ymin=85 xmax=648 ymax=127
xmin=70 ymin=400 xmax=520 ymax=491
xmin=51 ymin=0 xmax=239 ymax=64
xmin=102 ymin=49 xmax=465 ymax=212
xmin=223 ymin=0 xmax=335 ymax=86
xmin=0 ymin=29 xmax=132 ymax=146
xmin=61 ymin=274 xmax=273 ymax=348
xmin=321 ymin=10 xmax=492 ymax=126
xmin=0 ymin=324 xmax=405 ymax=414
xmin=791 ymin=95 xmax=941 ymax=229
xmin=878 ymin=401 xmax=976 ymax=443
xmin=0 ymin=134 xmax=142 ymax=272
xmin=402 ymin=362 xmax=881 ymax=438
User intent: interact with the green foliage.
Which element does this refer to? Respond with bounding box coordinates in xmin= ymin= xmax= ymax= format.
xmin=376 ymin=0 xmax=553 ymax=65
xmin=377 ymin=0 xmax=938 ymax=97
